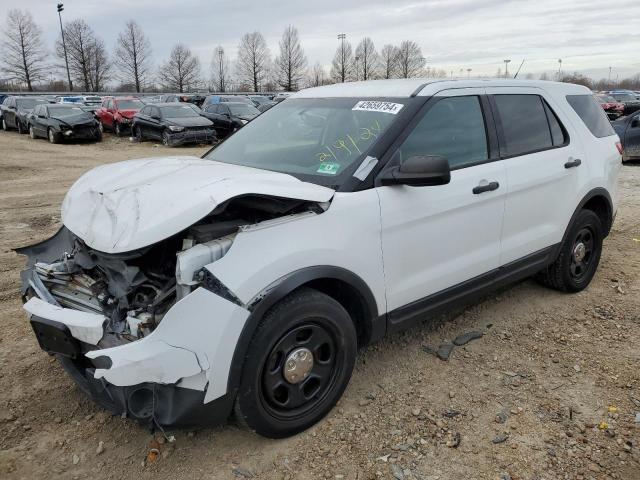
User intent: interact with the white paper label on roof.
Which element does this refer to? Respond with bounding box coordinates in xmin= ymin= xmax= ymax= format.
xmin=352 ymin=101 xmax=404 ymax=114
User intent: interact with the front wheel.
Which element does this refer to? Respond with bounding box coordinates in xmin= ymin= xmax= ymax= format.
xmin=234 ymin=288 xmax=357 ymax=438
xmin=48 ymin=128 xmax=59 ymax=144
xmin=16 ymin=121 xmax=24 ymax=134
xmin=134 ymin=125 xmax=143 ymax=142
xmin=2 ymin=118 xmax=8 ymax=131
xmin=161 ymin=130 xmax=171 ymax=147
xmin=537 ymin=209 xmax=603 ymax=292
xmin=114 ymin=121 xmax=121 ymax=136
xmin=29 ymin=125 xmax=36 ymax=139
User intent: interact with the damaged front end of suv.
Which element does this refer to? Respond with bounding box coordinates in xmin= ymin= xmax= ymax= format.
xmin=17 ymin=156 xmax=334 ymax=429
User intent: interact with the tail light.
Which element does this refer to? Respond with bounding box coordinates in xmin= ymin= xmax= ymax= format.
xmin=616 ymin=142 xmax=624 ymax=155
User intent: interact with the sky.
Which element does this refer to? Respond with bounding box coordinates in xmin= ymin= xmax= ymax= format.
xmin=1 ymin=0 xmax=639 ymax=82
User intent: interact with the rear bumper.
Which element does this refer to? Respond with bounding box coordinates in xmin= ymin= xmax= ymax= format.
xmin=166 ymin=129 xmax=216 ymax=146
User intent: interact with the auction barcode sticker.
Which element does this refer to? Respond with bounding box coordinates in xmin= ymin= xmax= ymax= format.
xmin=352 ymin=101 xmax=404 ymax=114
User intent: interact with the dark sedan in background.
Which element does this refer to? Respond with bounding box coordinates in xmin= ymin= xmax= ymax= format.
xmin=608 ymin=92 xmax=640 ymax=116
xmin=612 ymin=111 xmax=640 ymax=162
xmin=199 ymin=102 xmax=260 ymax=138
xmin=595 ymin=94 xmax=625 ymax=120
xmin=132 ymin=103 xmax=216 ymax=146
xmin=27 ymin=104 xmax=102 ymax=144
xmin=1 ymin=96 xmax=48 ymax=133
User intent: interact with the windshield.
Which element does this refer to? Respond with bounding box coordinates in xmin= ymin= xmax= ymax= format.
xmin=228 ymin=103 xmax=260 ymax=116
xmin=117 ymin=100 xmax=143 ymax=110
xmin=160 ymin=105 xmax=199 ymax=118
xmin=17 ymin=98 xmax=47 ymax=109
xmin=204 ymin=97 xmax=410 ymax=187
xmin=49 ymin=106 xmax=88 ymax=117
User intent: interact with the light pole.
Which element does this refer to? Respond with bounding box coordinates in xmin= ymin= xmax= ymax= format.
xmin=355 ymin=55 xmax=360 ymax=81
xmin=217 ymin=47 xmax=225 ymax=92
xmin=557 ymin=58 xmax=562 ymax=80
xmin=467 ymin=68 xmax=472 ymax=78
xmin=337 ymin=34 xmax=346 ymax=82
xmin=57 ymin=3 xmax=73 ymax=92
xmin=608 ymin=66 xmax=612 ymax=84
xmin=503 ymin=59 xmax=511 ymax=79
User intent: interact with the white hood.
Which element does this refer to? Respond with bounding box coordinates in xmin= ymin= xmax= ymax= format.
xmin=61 ymin=156 xmax=335 ymax=253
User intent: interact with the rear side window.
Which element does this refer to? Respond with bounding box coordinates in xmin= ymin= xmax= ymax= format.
xmin=566 ymin=95 xmax=615 ymax=138
xmin=543 ymin=102 xmax=567 ymax=146
xmin=493 ymin=95 xmax=553 ymax=157
xmin=398 ymin=96 xmax=488 ymax=170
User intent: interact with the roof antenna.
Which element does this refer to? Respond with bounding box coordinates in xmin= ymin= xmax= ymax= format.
xmin=513 ymin=59 xmax=525 ymax=79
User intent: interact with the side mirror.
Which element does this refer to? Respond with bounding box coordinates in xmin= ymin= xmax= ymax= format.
xmin=151 ymin=115 xmax=161 ymax=120
xmin=380 ymin=155 xmax=451 ymax=187
xmin=631 ymin=118 xmax=639 ymax=128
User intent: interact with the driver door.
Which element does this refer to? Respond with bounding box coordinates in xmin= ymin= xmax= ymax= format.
xmin=377 ymin=89 xmax=506 ymax=328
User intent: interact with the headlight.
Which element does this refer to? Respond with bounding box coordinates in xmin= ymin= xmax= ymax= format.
xmin=120 ymin=117 xmax=130 ymax=123
xmin=168 ymin=125 xmax=184 ymax=132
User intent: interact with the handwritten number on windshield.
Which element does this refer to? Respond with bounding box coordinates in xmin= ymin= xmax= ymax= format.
xmin=316 ymin=120 xmax=382 ymax=164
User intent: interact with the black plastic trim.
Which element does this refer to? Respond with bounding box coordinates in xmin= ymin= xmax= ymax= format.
xmin=386 ymin=244 xmax=560 ymax=334
xmin=564 ymin=187 xmax=613 ymax=238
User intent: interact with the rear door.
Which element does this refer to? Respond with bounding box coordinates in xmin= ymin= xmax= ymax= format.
xmin=377 ymin=88 xmax=507 ymax=322
xmin=486 ymin=87 xmax=588 ymax=265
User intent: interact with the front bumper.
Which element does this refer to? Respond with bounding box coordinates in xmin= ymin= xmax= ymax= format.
xmin=23 ymin=280 xmax=249 ymax=429
xmin=62 ymin=126 xmax=101 ymax=140
xmin=165 ymin=128 xmax=216 ymax=146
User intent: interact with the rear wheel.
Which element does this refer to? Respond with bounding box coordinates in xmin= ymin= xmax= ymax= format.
xmin=537 ymin=209 xmax=603 ymax=292
xmin=234 ymin=288 xmax=357 ymax=438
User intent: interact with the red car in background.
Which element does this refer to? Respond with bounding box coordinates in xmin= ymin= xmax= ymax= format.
xmin=595 ymin=94 xmax=624 ymax=120
xmin=96 ymin=97 xmax=145 ymax=136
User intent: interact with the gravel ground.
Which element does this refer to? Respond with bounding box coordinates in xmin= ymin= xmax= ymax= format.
xmin=0 ymin=131 xmax=638 ymax=480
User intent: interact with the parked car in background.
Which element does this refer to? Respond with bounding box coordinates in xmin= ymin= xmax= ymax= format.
xmin=273 ymin=92 xmax=292 ymax=103
xmin=199 ymin=101 xmax=260 ymax=138
xmin=55 ymin=96 xmax=85 ymax=105
xmin=96 ymin=97 xmax=145 ymax=136
xmin=27 ymin=104 xmax=102 ymax=144
xmin=612 ymin=111 xmax=640 ymax=162
xmin=249 ymin=95 xmax=277 ymax=112
xmin=203 ymin=94 xmax=254 ymax=107
xmin=81 ymin=95 xmax=102 ymax=107
xmin=132 ymin=103 xmax=216 ymax=146
xmin=141 ymin=95 xmax=161 ymax=104
xmin=1 ymin=96 xmax=48 ymax=133
xmin=607 ymin=92 xmax=640 ymax=115
xmin=0 ymin=95 xmax=9 ymax=123
xmin=158 ymin=94 xmax=205 ymax=107
xmin=595 ymin=94 xmax=624 ymax=120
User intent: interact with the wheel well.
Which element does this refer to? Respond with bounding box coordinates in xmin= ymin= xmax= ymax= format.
xmin=302 ymin=278 xmax=373 ymax=348
xmin=582 ymin=195 xmax=612 ymax=235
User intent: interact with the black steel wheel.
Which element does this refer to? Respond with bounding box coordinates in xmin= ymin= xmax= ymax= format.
xmin=134 ymin=125 xmax=143 ymax=142
xmin=161 ymin=130 xmax=170 ymax=146
xmin=234 ymin=287 xmax=357 ymax=438
xmin=537 ymin=209 xmax=603 ymax=292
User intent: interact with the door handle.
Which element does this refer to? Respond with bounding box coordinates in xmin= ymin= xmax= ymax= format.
xmin=473 ymin=181 xmax=500 ymax=194
xmin=564 ymin=158 xmax=582 ymax=169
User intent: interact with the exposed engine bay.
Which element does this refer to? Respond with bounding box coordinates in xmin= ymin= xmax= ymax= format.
xmin=21 ymin=195 xmax=327 ymax=350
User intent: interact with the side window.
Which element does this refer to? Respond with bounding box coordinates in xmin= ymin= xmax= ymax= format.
xmin=493 ymin=95 xmax=552 ymax=157
xmin=220 ymin=105 xmax=230 ymax=115
xmin=543 ymin=101 xmax=567 ymax=146
xmin=398 ymin=96 xmax=488 ymax=169
xmin=566 ymin=95 xmax=616 ymax=138
xmin=153 ymin=107 xmax=161 ymax=118
xmin=140 ymin=106 xmax=148 ymax=115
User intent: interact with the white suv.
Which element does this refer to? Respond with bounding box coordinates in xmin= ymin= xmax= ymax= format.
xmin=18 ymin=79 xmax=621 ymax=438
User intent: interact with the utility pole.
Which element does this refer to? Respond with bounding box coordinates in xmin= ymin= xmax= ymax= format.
xmin=337 ymin=33 xmax=346 ymax=82
xmin=608 ymin=66 xmax=612 ymax=84
xmin=355 ymin=55 xmax=360 ymax=81
xmin=57 ymin=3 xmax=73 ymax=92
xmin=503 ymin=59 xmax=511 ymax=79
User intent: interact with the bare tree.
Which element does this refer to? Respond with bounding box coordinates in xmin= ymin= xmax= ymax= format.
xmin=114 ymin=20 xmax=152 ymax=92
xmin=275 ymin=25 xmax=307 ymax=91
xmin=56 ymin=19 xmax=109 ymax=91
xmin=1 ymin=10 xmax=48 ymax=91
xmin=331 ymin=38 xmax=353 ymax=83
xmin=395 ymin=41 xmax=425 ymax=78
xmin=380 ymin=44 xmax=397 ymax=79
xmin=157 ymin=43 xmax=201 ymax=92
xmin=236 ymin=31 xmax=270 ymax=92
xmin=211 ymin=45 xmax=230 ymax=92
xmin=355 ymin=37 xmax=378 ymax=81
xmin=307 ymin=62 xmax=326 ymax=87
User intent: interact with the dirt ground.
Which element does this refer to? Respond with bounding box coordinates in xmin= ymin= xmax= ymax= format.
xmin=0 ymin=131 xmax=638 ymax=480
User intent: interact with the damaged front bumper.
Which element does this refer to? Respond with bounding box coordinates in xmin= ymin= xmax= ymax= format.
xmin=19 ymin=229 xmax=250 ymax=429
xmin=165 ymin=128 xmax=216 ymax=146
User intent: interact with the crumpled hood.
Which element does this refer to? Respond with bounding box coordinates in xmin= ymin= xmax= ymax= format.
xmin=61 ymin=156 xmax=335 ymax=253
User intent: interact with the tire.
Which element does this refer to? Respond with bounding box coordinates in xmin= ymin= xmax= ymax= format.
xmin=161 ymin=130 xmax=171 ymax=147
xmin=234 ymin=287 xmax=357 ymax=438
xmin=98 ymin=122 xmax=104 ymax=134
xmin=95 ymin=129 xmax=102 ymax=142
xmin=2 ymin=118 xmax=8 ymax=131
xmin=134 ymin=125 xmax=143 ymax=142
xmin=537 ymin=209 xmax=603 ymax=292
xmin=114 ymin=121 xmax=121 ymax=137
xmin=29 ymin=125 xmax=36 ymax=139
xmin=48 ymin=128 xmax=59 ymax=144
xmin=16 ymin=121 xmax=24 ymax=134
